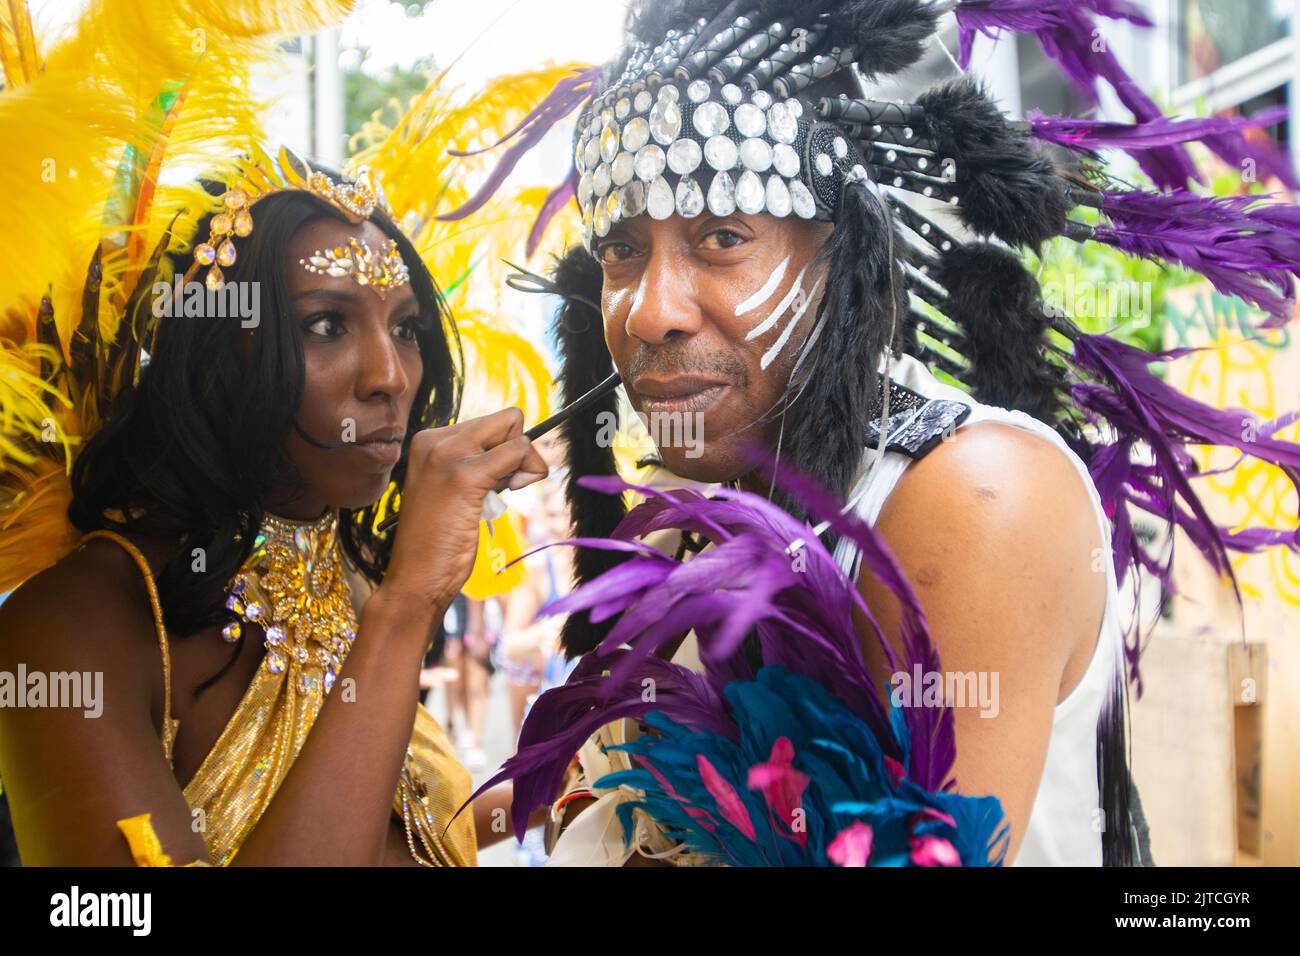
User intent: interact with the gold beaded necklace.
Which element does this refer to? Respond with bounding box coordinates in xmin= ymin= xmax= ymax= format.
xmin=222 ymin=509 xmax=357 ymax=696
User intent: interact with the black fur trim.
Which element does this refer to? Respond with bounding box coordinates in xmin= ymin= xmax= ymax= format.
xmin=916 ymin=76 xmax=1071 ymax=248
xmin=932 ymin=242 xmax=1070 ymax=427
xmin=550 ymin=245 xmax=629 ymax=657
xmin=828 ymin=0 xmax=940 ymax=80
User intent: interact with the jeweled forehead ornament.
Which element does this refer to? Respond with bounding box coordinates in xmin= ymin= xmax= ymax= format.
xmin=299 ymin=237 xmax=411 ymax=298
xmin=185 ymin=144 xmax=398 ymax=292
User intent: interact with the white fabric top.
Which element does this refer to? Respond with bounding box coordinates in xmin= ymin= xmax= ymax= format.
xmin=547 ymin=352 xmax=1124 ymax=867
xmin=830 ymin=352 xmax=1124 ymax=867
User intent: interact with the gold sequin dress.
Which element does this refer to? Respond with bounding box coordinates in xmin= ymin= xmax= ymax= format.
xmin=81 ymin=509 xmax=477 ymax=867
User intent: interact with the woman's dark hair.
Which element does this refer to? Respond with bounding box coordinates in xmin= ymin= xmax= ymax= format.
xmin=67 ymin=177 xmax=463 ymax=695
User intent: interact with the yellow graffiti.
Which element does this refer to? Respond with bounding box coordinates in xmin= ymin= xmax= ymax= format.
xmin=1168 ymin=325 xmax=1300 ymax=605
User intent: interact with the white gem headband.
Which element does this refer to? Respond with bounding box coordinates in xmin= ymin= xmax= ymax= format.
xmin=299 ymin=237 xmax=411 ymax=299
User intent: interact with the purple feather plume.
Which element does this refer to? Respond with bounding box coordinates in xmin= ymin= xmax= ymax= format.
xmin=1028 ymin=105 xmax=1289 ymax=155
xmin=464 ymin=466 xmax=965 ymax=833
xmin=966 ymin=2 xmax=1299 ymax=190
xmin=1065 ymin=331 xmax=1300 ymax=690
xmin=438 ymin=66 xmax=602 ymax=243
xmin=1090 ymin=189 xmax=1300 ymax=328
xmin=957 ymin=1 xmax=1207 ymax=189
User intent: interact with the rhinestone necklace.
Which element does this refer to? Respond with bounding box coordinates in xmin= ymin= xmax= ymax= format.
xmin=222 ymin=508 xmax=357 ymax=696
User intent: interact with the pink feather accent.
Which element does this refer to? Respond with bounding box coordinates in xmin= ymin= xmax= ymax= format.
xmin=828 ymin=821 xmax=875 ymax=867
xmin=697 ymin=754 xmax=757 ymax=841
xmin=746 ymin=737 xmax=811 ymax=846
xmin=914 ymin=807 xmax=957 ymax=828
xmin=910 ymin=834 xmax=962 ymax=866
xmin=636 ymin=756 xmax=718 ymax=831
xmin=884 ymin=756 xmax=906 ymax=788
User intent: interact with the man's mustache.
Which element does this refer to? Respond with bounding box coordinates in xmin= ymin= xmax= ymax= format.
xmin=622 ymin=342 xmax=750 ymax=388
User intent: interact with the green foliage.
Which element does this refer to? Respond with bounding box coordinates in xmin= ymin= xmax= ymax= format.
xmin=343 ymin=56 xmax=438 ymax=155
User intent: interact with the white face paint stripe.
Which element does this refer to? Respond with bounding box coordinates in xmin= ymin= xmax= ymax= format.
xmin=760 ymin=277 xmax=823 ymax=371
xmin=745 ymin=264 xmax=808 ymax=341
xmin=733 ymin=256 xmax=790 ymax=317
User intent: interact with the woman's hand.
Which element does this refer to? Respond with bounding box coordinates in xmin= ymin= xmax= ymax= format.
xmin=375 ymin=408 xmax=548 ymax=624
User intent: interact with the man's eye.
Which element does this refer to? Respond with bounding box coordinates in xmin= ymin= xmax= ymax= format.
xmin=303 ymin=312 xmax=345 ymax=337
xmin=702 ymin=229 xmax=745 ymax=250
xmin=597 ymin=241 xmax=636 ymax=264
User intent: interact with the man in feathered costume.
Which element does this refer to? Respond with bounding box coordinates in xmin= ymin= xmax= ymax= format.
xmin=454 ymin=0 xmax=1300 ymax=867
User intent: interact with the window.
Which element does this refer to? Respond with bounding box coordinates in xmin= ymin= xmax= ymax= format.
xmin=1178 ymin=0 xmax=1292 ymax=84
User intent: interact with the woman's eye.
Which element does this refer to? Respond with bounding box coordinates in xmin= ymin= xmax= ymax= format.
xmin=302 ymin=312 xmax=345 ymax=337
xmin=393 ymin=318 xmax=423 ymax=342
xmin=702 ymin=229 xmax=746 ymax=250
xmin=597 ymin=241 xmax=636 ymax=264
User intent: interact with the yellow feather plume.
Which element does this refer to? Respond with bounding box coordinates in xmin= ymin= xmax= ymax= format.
xmin=349 ymin=62 xmax=589 ymax=424
xmin=0 ymin=0 xmax=354 ymax=593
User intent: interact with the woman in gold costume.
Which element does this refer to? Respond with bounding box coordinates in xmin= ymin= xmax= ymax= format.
xmin=0 ymin=0 xmax=562 ymax=866
xmin=0 ymin=150 xmax=549 ymax=866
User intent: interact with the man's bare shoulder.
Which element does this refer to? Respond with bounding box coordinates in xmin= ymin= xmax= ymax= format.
xmin=880 ymin=420 xmax=1100 ymax=561
xmin=863 ymin=420 xmax=1106 ymax=665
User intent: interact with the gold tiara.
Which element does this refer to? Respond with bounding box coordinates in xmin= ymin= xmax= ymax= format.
xmin=185 ymin=145 xmax=397 ymax=291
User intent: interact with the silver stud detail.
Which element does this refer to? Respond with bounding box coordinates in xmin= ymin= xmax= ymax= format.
xmin=647 ymin=177 xmax=675 ymax=220
xmin=767 ymin=102 xmax=797 ymax=143
xmin=623 ymin=180 xmax=646 ymax=218
xmin=667 ymin=138 xmax=703 ymax=175
xmin=735 ymin=170 xmax=765 ymax=215
xmin=734 ymin=103 xmax=766 ymax=138
xmin=675 ymin=176 xmax=705 ymax=217
xmin=739 ymin=138 xmax=773 ymax=173
xmin=790 ymin=179 xmax=816 ymax=219
xmin=815 ymin=152 xmax=834 ymax=176
xmin=622 ymin=117 xmax=650 ymax=152
xmin=693 ymin=101 xmax=730 ymax=137
xmin=833 ymin=137 xmax=848 ymax=159
xmin=634 ymin=144 xmax=667 ymax=182
xmin=707 ymin=171 xmax=736 ymax=216
xmin=611 ymin=151 xmax=636 ymax=187
xmin=649 ymin=100 xmax=682 ymax=144
xmin=773 ymin=143 xmax=800 ymax=178
xmin=721 ymin=83 xmax=743 ymax=104
xmin=765 ymin=175 xmax=792 ymax=217
xmin=687 ymin=79 xmax=711 ymax=103
xmin=704 ymin=135 xmax=738 ymax=171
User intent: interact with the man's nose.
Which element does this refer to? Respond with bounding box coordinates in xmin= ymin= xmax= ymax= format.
xmin=623 ymin=250 xmax=704 ymax=345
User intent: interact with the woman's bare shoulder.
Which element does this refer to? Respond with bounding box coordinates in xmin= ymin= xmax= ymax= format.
xmin=0 ymin=535 xmax=164 ymax=676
